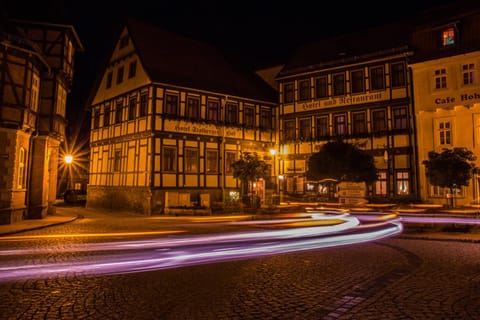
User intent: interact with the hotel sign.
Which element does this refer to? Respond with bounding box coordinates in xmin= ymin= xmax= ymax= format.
xmin=165 ymin=120 xmax=243 ymax=139
xmin=300 ymin=92 xmax=386 ymax=112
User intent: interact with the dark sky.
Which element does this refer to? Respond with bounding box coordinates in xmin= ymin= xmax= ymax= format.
xmin=2 ymin=0 xmax=461 ymax=134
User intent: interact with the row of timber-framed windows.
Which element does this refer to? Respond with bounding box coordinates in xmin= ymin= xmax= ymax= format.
xmin=161 ymin=146 xmax=219 ymax=173
xmin=95 ymin=93 xmax=149 ymax=128
xmin=282 ymin=106 xmax=408 ymax=140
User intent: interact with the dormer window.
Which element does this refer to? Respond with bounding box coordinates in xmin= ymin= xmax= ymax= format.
xmin=442 ymin=27 xmax=455 ymax=47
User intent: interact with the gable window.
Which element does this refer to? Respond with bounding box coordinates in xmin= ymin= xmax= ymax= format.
xmin=284 ymin=120 xmax=296 ymax=140
xmin=244 ymin=106 xmax=255 ymax=127
xmin=462 ymin=63 xmax=475 ymax=85
xmin=391 ymin=62 xmax=406 ymax=87
xmin=314 ymin=76 xmax=328 ymax=99
xmin=207 ymin=100 xmax=219 ymax=122
xmin=442 ymin=27 xmax=455 ymax=47
xmin=165 ymin=94 xmax=179 ymax=116
xmin=434 ymin=68 xmax=447 ymax=89
xmin=116 ymin=66 xmax=124 ymax=84
xmin=299 ymin=118 xmax=312 ymax=140
xmin=350 ymin=69 xmax=365 ymax=94
xmin=104 ymin=105 xmax=110 ymax=126
xmin=333 ymin=114 xmax=347 ymax=136
xmin=225 ymin=103 xmax=238 ymax=124
xmin=372 ymin=109 xmax=387 ymax=132
xmin=106 ymin=72 xmax=113 ymax=89
xmin=393 ymin=107 xmax=407 ymax=130
xmin=206 ymin=149 xmax=218 ymax=173
xmin=184 ymin=148 xmax=198 ymax=173
xmin=352 ymin=112 xmax=367 ymax=134
xmin=18 ymin=147 xmax=26 ymax=189
xmin=299 ymin=79 xmax=310 ymax=101
xmin=315 ymin=116 xmax=329 ymax=138
xmin=128 ymin=61 xmax=137 ymax=79
xmin=283 ymin=82 xmax=294 ymax=103
xmin=114 ymin=150 xmax=122 ymax=172
xmin=260 ymin=108 xmax=272 ymax=130
xmin=139 ymin=94 xmax=148 ymax=117
xmin=438 ymin=120 xmax=452 ymax=145
xmin=128 ymin=97 xmax=136 ymax=120
xmin=225 ymin=151 xmax=236 ymax=174
xmin=370 ymin=66 xmax=385 ymax=90
xmin=163 ymin=147 xmax=177 ymax=172
xmin=332 ymin=73 xmax=345 ymax=96
xmin=115 ymin=101 xmax=123 ymax=123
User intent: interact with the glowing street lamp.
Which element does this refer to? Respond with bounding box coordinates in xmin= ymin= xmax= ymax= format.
xmin=64 ymin=154 xmax=73 ymax=164
xmin=64 ymin=154 xmax=73 ymax=189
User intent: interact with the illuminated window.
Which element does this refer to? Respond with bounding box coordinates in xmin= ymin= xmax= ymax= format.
xmin=393 ymin=107 xmax=407 ymax=130
xmin=225 ymin=103 xmax=238 ymax=124
xmin=396 ymin=171 xmax=409 ymax=195
xmin=206 ymin=149 xmax=218 ymax=173
xmin=332 ymin=73 xmax=345 ymax=96
xmin=462 ymin=63 xmax=475 ymax=85
xmin=18 ymin=147 xmax=26 ymax=189
xmin=299 ymin=118 xmax=312 ymax=139
xmin=116 ymin=66 xmax=124 ymax=84
xmin=244 ymin=106 xmax=255 ymax=127
xmin=315 ymin=116 xmax=329 ymax=138
xmin=284 ymin=120 xmax=296 ymax=140
xmin=370 ymin=66 xmax=385 ymax=90
xmin=283 ymin=82 xmax=294 ymax=103
xmin=299 ymin=79 xmax=310 ymax=101
xmin=391 ymin=62 xmax=406 ymax=87
xmin=207 ymin=100 xmax=219 ymax=122
xmin=128 ymin=97 xmax=136 ymax=120
xmin=187 ymin=96 xmax=200 ymax=120
xmin=106 ymin=72 xmax=113 ymax=89
xmin=375 ymin=171 xmax=387 ymax=196
xmin=139 ymin=94 xmax=148 ymax=117
xmin=350 ymin=69 xmax=364 ymax=93
xmin=128 ymin=61 xmax=137 ymax=78
xmin=165 ymin=94 xmax=179 ymax=116
xmin=372 ymin=109 xmax=387 ymax=132
xmin=315 ymin=76 xmax=328 ymax=98
xmin=352 ymin=112 xmax=366 ymax=134
xmin=442 ymin=28 xmax=455 ymax=46
xmin=184 ymin=148 xmax=198 ymax=173
xmin=162 ymin=147 xmax=176 ymax=172
xmin=225 ymin=151 xmax=236 ymax=174
xmin=260 ymin=108 xmax=272 ymax=130
xmin=333 ymin=114 xmax=346 ymax=135
xmin=103 ymin=105 xmax=110 ymax=126
xmin=434 ymin=68 xmax=447 ymax=89
xmin=438 ymin=120 xmax=451 ymax=145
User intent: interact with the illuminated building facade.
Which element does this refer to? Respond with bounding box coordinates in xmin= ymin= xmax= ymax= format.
xmin=275 ymin=23 xmax=419 ymax=202
xmin=87 ymin=19 xmax=277 ymax=214
xmin=411 ymin=7 xmax=480 ymax=206
xmin=0 ymin=19 xmax=83 ymax=223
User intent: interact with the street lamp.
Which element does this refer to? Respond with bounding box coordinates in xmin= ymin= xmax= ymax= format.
xmin=270 ymin=149 xmax=278 ymax=204
xmin=64 ymin=154 xmax=73 ymax=189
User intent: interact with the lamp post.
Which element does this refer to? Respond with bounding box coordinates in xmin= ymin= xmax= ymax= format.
xmin=270 ymin=149 xmax=277 ymax=205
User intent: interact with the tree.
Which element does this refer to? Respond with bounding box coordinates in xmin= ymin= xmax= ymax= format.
xmin=422 ymin=147 xmax=476 ymax=207
xmin=307 ymin=139 xmax=377 ymax=184
xmin=230 ymin=152 xmax=269 ymax=209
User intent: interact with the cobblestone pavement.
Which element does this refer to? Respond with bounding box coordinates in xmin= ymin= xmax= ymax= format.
xmin=0 ymin=205 xmax=479 ymax=319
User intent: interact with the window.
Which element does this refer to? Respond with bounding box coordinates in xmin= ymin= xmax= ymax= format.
xmin=350 ymin=70 xmax=364 ymax=94
xmin=186 ymin=96 xmax=200 ymax=120
xmin=442 ymin=27 xmax=455 ymax=46
xmin=393 ymin=107 xmax=407 ymax=130
xmin=315 ymin=116 xmax=329 ymax=138
xmin=299 ymin=118 xmax=312 ymax=140
xmin=315 ymin=76 xmax=328 ymax=99
xmin=163 ymin=147 xmax=177 ymax=172
xmin=299 ymin=79 xmax=310 ymax=101
xmin=119 ymin=35 xmax=129 ymax=49
xmin=284 ymin=120 xmax=296 ymax=140
xmin=462 ymin=63 xmax=475 ymax=85
xmin=283 ymin=82 xmax=294 ymax=103
xmin=225 ymin=103 xmax=238 ymax=124
xmin=434 ymin=68 xmax=447 ymax=89
xmin=439 ymin=120 xmax=451 ymax=145
xmin=128 ymin=97 xmax=136 ymax=120
xmin=206 ymin=149 xmax=218 ymax=173
xmin=370 ymin=66 xmax=385 ymax=90
xmin=139 ymin=94 xmax=148 ymax=117
xmin=93 ymin=109 xmax=100 ymax=129
xmin=104 ymin=105 xmax=110 ymax=126
xmin=244 ymin=106 xmax=255 ymax=127
xmin=207 ymin=100 xmax=219 ymax=122
xmin=56 ymin=84 xmax=67 ymax=116
xmin=106 ymin=72 xmax=113 ymax=89
xmin=115 ymin=101 xmax=123 ymax=123
xmin=391 ymin=62 xmax=406 ymax=87
xmin=116 ymin=66 xmax=124 ymax=84
xmin=333 ymin=114 xmax=347 ymax=135
xmin=17 ymin=147 xmax=26 ymax=188
xmin=396 ymin=171 xmax=409 ymax=195
xmin=260 ymin=108 xmax=272 ymax=130
xmin=185 ymin=148 xmax=198 ymax=173
xmin=30 ymin=73 xmax=39 ymax=112
xmin=332 ymin=73 xmax=345 ymax=96
xmin=225 ymin=151 xmax=236 ymax=174
xmin=375 ymin=171 xmax=387 ymax=196
xmin=165 ymin=94 xmax=179 ymax=116
xmin=372 ymin=109 xmax=387 ymax=132
xmin=352 ymin=112 xmax=367 ymax=134
xmin=114 ymin=150 xmax=121 ymax=172
xmin=128 ymin=61 xmax=137 ymax=78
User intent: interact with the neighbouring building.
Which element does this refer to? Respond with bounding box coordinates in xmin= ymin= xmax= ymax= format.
xmin=86 ymin=19 xmax=277 ymax=214
xmin=410 ymin=5 xmax=480 ymax=206
xmin=0 ymin=19 xmax=83 ymax=224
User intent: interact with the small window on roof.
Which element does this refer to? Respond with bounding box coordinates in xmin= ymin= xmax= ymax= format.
xmin=442 ymin=27 xmax=455 ymax=47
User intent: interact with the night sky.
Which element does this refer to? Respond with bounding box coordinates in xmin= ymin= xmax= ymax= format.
xmin=2 ymin=0 xmax=461 ymax=136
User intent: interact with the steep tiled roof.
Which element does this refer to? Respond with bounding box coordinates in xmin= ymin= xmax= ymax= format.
xmin=126 ymin=18 xmax=277 ymax=103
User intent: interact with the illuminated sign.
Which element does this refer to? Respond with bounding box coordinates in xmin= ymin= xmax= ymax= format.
xmin=165 ymin=120 xmax=243 ymax=138
xmin=300 ymin=92 xmax=385 ymax=112
xmin=434 ymin=91 xmax=480 ymax=106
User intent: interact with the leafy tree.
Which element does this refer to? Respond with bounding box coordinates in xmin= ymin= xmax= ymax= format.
xmin=231 ymin=152 xmax=269 ymax=209
xmin=422 ymin=147 xmax=476 ymax=207
xmin=307 ymin=139 xmax=377 ymax=184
